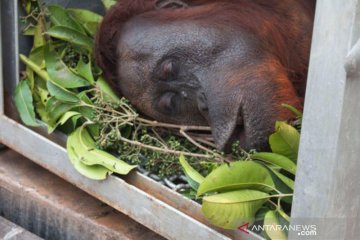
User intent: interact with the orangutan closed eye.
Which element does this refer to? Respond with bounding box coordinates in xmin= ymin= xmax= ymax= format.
xmin=95 ymin=0 xmax=315 ymax=152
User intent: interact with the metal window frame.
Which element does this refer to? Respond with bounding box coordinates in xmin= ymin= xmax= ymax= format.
xmin=0 ymin=1 xmax=260 ymax=239
xmin=290 ymin=0 xmax=360 ymax=239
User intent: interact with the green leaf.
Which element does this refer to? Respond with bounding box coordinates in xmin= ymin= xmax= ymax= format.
xmin=102 ymin=0 xmax=117 ymax=10
xmin=96 ymin=76 xmax=121 ymax=104
xmin=252 ymin=152 xmax=297 ymax=175
xmin=47 ymin=5 xmax=86 ymax=34
xmin=269 ymin=121 xmax=300 ymax=163
xmin=25 ymin=46 xmax=46 ymax=90
xmin=202 ymin=190 xmax=269 ymax=229
xmin=179 ymin=155 xmax=205 ymax=190
xmin=263 ymin=210 xmax=288 ymax=240
xmin=67 ymin=133 xmax=112 ymax=180
xmin=197 ymin=161 xmax=275 ymax=196
xmin=48 ymin=111 xmax=81 ymax=134
xmin=87 ymin=123 xmax=100 ymax=139
xmin=68 ymin=8 xmax=103 ymax=24
xmin=14 ymin=80 xmax=39 ymax=127
xmin=267 ymin=167 xmax=294 ymax=191
xmin=67 ymin=9 xmax=102 ymax=35
xmin=70 ymin=127 xmax=137 ymax=175
xmin=33 ymin=91 xmax=50 ymax=124
xmin=20 ymin=54 xmax=49 ymax=81
xmin=37 ymin=87 xmax=50 ymax=105
xmin=75 ymin=92 xmax=96 ymax=121
xmin=261 ymin=165 xmax=293 ymax=204
xmin=33 ymin=17 xmax=46 ymax=48
xmin=23 ymin=27 xmax=35 ymax=36
xmin=47 ymin=26 xmax=94 ymax=51
xmin=58 ymin=111 xmax=81 ymax=125
xmin=73 ymin=55 xmax=94 ymax=84
xmin=83 ymin=22 xmax=100 ymax=37
xmin=29 ymin=46 xmax=46 ymax=70
xmin=44 ymin=46 xmax=90 ymax=88
xmin=45 ymin=97 xmax=79 ymax=129
xmin=47 ymin=81 xmax=80 ymax=103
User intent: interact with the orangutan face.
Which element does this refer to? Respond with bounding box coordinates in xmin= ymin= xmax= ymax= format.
xmin=115 ymin=12 xmax=302 ymax=152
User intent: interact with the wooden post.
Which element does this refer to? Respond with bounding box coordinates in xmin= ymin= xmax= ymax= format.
xmin=290 ymin=0 xmax=360 ymax=239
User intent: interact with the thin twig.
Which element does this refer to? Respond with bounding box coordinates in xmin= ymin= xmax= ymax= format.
xmin=117 ymin=135 xmax=217 ymax=160
xmin=180 ymin=129 xmax=215 ymax=154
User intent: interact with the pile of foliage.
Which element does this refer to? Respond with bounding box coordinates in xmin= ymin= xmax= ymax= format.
xmin=15 ymin=1 xmax=302 ymax=238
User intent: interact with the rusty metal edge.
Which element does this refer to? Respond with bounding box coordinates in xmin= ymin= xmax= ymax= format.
xmin=0 ymin=115 xmax=266 ymax=240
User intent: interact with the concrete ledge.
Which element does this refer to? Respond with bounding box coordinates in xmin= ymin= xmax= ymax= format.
xmin=0 ymin=216 xmax=42 ymax=240
xmin=0 ymin=149 xmax=163 ymax=240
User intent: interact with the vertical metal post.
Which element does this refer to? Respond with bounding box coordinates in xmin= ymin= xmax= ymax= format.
xmin=0 ymin=0 xmax=4 ymax=115
xmin=0 ymin=1 xmax=5 ymax=150
xmin=290 ymin=0 xmax=360 ymax=239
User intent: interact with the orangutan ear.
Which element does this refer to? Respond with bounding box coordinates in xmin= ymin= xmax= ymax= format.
xmin=155 ymin=0 xmax=188 ymax=9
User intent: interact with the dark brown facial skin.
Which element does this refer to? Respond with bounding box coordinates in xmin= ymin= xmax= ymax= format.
xmin=95 ymin=0 xmax=315 ymax=152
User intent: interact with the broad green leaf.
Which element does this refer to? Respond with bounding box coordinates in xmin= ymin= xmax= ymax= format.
xmin=68 ymin=8 xmax=103 ymax=23
xmin=71 ymin=127 xmax=137 ymax=175
xmin=202 ymin=190 xmax=269 ymax=229
xmin=87 ymin=123 xmax=100 ymax=139
xmin=179 ymin=155 xmax=205 ymax=190
xmin=264 ymin=210 xmax=288 ymax=240
xmin=47 ymin=81 xmax=80 ymax=103
xmin=197 ymin=161 xmax=275 ymax=196
xmin=47 ymin=5 xmax=86 ymax=34
xmin=83 ymin=22 xmax=100 ymax=37
xmin=267 ymin=167 xmax=294 ymax=191
xmin=29 ymin=46 xmax=45 ymax=67
xmin=77 ymin=91 xmax=93 ymax=104
xmin=73 ymin=55 xmax=94 ymax=84
xmin=102 ymin=0 xmax=117 ymax=10
xmin=67 ymin=133 xmax=112 ymax=180
xmin=45 ymin=97 xmax=78 ymax=129
xmin=262 ymin=165 xmax=293 ymax=204
xmin=254 ymin=206 xmax=270 ymax=222
xmin=48 ymin=111 xmax=81 ymax=133
xmin=47 ymin=26 xmax=94 ymax=51
xmin=44 ymin=46 xmax=90 ymax=88
xmin=96 ymin=76 xmax=121 ymax=104
xmin=269 ymin=121 xmax=300 ymax=163
xmin=14 ymin=80 xmax=39 ymax=127
xmin=252 ymin=152 xmax=297 ymax=175
xmin=58 ymin=111 xmax=81 ymax=125
xmin=71 ymin=114 xmax=82 ymax=128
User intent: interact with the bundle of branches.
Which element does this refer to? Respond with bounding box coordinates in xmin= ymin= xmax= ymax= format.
xmin=17 ymin=0 xmax=225 ymax=179
xmin=15 ymin=1 xmax=302 ymax=238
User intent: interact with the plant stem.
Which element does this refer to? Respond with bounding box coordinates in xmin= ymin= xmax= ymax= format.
xmin=117 ymin=135 xmax=216 ymax=159
xmin=277 ymin=208 xmax=291 ymax=222
xmin=19 ymin=54 xmax=49 ymax=81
